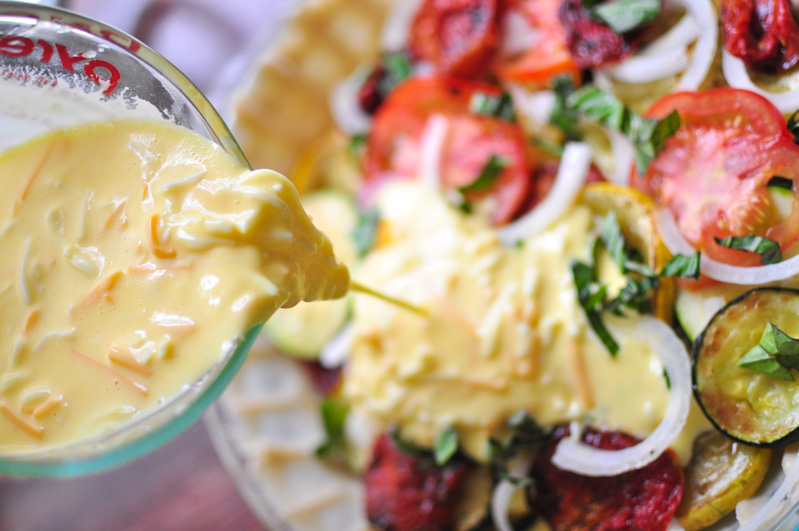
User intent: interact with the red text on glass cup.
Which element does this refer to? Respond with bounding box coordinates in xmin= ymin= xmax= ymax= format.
xmin=0 ymin=36 xmax=120 ymax=95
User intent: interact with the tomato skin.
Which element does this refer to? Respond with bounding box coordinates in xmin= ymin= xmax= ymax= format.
xmin=529 ymin=426 xmax=684 ymax=531
xmin=365 ymin=76 xmax=532 ymax=224
xmin=721 ymin=0 xmax=799 ymax=73
xmin=635 ymin=88 xmax=799 ymax=267
xmin=410 ymin=0 xmax=500 ymax=79
xmin=494 ymin=0 xmax=581 ymax=85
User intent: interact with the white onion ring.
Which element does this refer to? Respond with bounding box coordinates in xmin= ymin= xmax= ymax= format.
xmin=501 ymin=9 xmax=541 ymax=56
xmin=604 ymin=47 xmax=690 ymax=85
xmin=319 ymin=323 xmax=354 ymax=369
xmin=670 ymin=0 xmax=717 ymax=91
xmin=595 ymin=0 xmax=715 ymax=90
xmin=490 ymin=456 xmax=533 ymax=531
xmin=644 ymin=14 xmax=699 ymax=55
xmin=722 ymin=49 xmax=799 ymax=114
xmin=552 ymin=315 xmax=691 ymax=477
xmin=381 ymin=0 xmax=424 ymax=51
xmin=497 ymin=142 xmax=591 ymax=245
xmin=506 ymin=84 xmax=556 ymax=127
xmin=656 ymin=209 xmax=799 ymax=285
xmin=607 ymin=128 xmax=635 ymax=185
xmin=418 ymin=114 xmax=449 ymax=192
xmin=330 ymin=72 xmax=372 ymax=136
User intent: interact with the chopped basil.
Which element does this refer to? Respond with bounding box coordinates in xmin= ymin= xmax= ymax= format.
xmin=738 ymin=323 xmax=799 ymax=380
xmin=738 ymin=344 xmax=793 ymax=381
xmin=389 ymin=426 xmax=426 ymax=456
xmin=381 ymin=51 xmax=412 ymax=94
xmin=551 ymin=80 xmax=681 ymax=173
xmin=660 ymin=251 xmax=701 ymax=280
xmin=315 ymin=398 xmax=351 ymax=457
xmin=768 ymin=176 xmax=794 ymax=190
xmin=573 ymin=260 xmax=620 ymax=355
xmin=589 ymin=0 xmax=661 ymax=34
xmin=573 ymin=211 xmax=700 ymax=355
xmin=470 ymin=92 xmax=516 ymax=122
xmin=487 ymin=412 xmax=551 ymax=483
xmin=714 ymin=235 xmax=782 ymax=265
xmin=663 ymin=368 xmax=671 ymax=390
xmin=600 ymin=211 xmax=626 ymax=271
xmin=349 ymin=133 xmax=367 ymax=157
xmin=434 ymin=426 xmax=459 ymax=466
xmin=532 ymin=137 xmax=566 ymax=156
xmin=459 ymin=155 xmax=509 ymax=193
xmin=788 ymin=110 xmax=799 ymax=146
xmin=551 ymin=76 xmax=582 ymax=140
xmin=351 ymin=210 xmax=380 ymax=257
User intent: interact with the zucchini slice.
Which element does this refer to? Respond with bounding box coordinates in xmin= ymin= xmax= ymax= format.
xmin=263 ymin=191 xmax=358 ymax=359
xmin=693 ymin=287 xmax=799 ymax=446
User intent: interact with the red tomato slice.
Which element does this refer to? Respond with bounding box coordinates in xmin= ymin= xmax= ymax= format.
xmin=493 ymin=0 xmax=581 ymax=85
xmin=410 ymin=0 xmax=500 ymax=79
xmin=365 ymin=76 xmax=532 ymax=224
xmin=635 ymin=88 xmax=799 ymax=266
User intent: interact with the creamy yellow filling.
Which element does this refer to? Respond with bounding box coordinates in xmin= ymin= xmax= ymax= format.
xmin=0 ymin=120 xmax=349 ymax=453
xmin=343 ymin=182 xmax=710 ymax=463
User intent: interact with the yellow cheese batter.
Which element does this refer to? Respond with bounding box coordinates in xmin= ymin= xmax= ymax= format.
xmin=0 ymin=120 xmax=349 ymax=453
xmin=343 ymin=182 xmax=709 ymax=463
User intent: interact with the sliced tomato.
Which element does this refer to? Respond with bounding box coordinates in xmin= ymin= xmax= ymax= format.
xmin=634 ymin=88 xmax=799 ymax=267
xmin=493 ymin=0 xmax=581 ymax=86
xmin=410 ymin=0 xmax=500 ymax=79
xmin=365 ymin=76 xmax=532 ymax=224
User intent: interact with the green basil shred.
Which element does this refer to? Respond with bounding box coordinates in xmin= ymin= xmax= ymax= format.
xmin=459 ymin=155 xmax=509 ymax=193
xmin=738 ymin=323 xmax=799 ymax=381
xmin=434 ymin=426 xmax=459 ymax=466
xmin=352 ymin=210 xmax=380 ymax=257
xmin=573 ymin=211 xmax=700 ymax=355
xmin=714 ymin=235 xmax=782 ymax=265
xmin=589 ymin=0 xmax=661 ymax=34
xmin=470 ymin=91 xmax=516 ymax=122
xmin=551 ymin=78 xmax=680 ymax=174
xmin=315 ymin=398 xmax=351 ymax=457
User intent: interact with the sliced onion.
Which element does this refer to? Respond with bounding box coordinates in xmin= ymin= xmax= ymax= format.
xmin=644 ymin=14 xmax=699 ymax=55
xmin=418 ymin=114 xmax=449 ymax=192
xmin=491 ymin=455 xmax=533 ymax=531
xmin=604 ymin=46 xmax=690 ymax=85
xmin=595 ymin=0 xmax=715 ymax=90
xmin=507 ymin=84 xmax=556 ymax=127
xmin=738 ymin=454 xmax=799 ymax=531
xmin=656 ymin=208 xmax=799 ymax=285
xmin=607 ymin=128 xmax=634 ymax=185
xmin=501 ymin=9 xmax=541 ymax=56
xmin=497 ymin=142 xmax=591 ymax=245
xmin=552 ymin=315 xmax=691 ymax=477
xmin=381 ymin=0 xmax=424 ymax=51
xmin=670 ymin=0 xmax=717 ymax=91
xmin=319 ymin=323 xmax=354 ymax=369
xmin=330 ymin=72 xmax=371 ymax=136
xmin=722 ymin=49 xmax=799 ymax=114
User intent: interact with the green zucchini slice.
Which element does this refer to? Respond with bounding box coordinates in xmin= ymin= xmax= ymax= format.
xmin=693 ymin=287 xmax=799 ymax=447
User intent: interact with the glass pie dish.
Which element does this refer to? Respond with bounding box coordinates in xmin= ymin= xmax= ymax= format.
xmin=206 ymin=0 xmax=799 ymax=530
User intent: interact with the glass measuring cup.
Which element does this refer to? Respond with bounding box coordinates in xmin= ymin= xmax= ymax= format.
xmin=0 ymin=1 xmax=259 ymax=477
